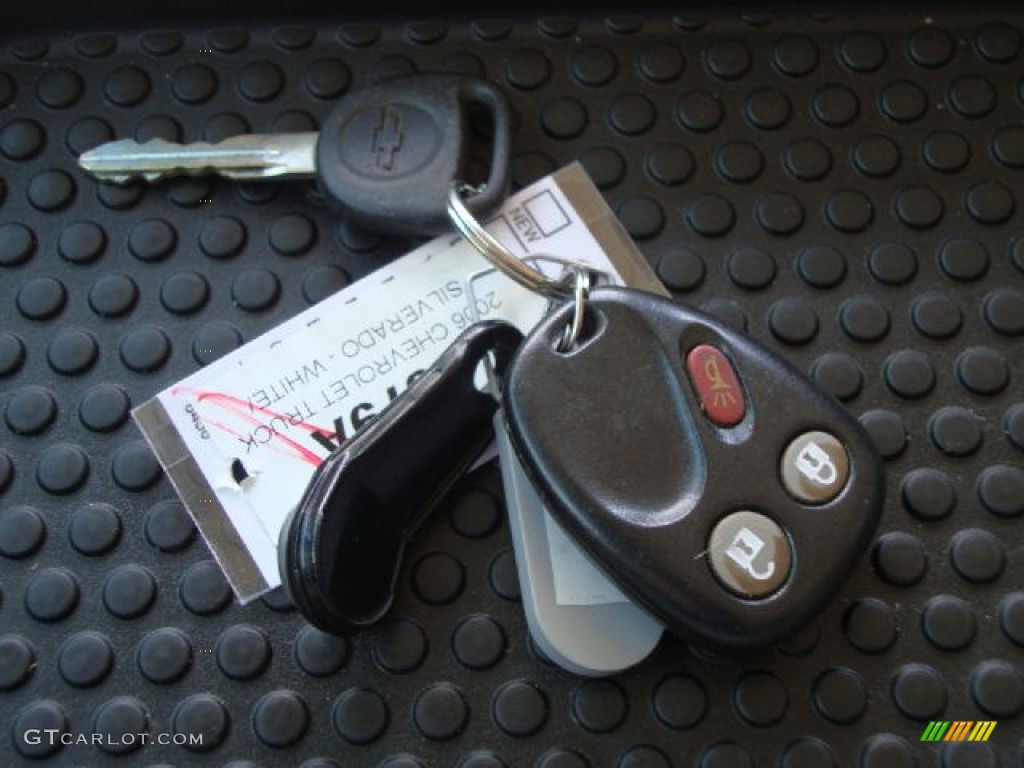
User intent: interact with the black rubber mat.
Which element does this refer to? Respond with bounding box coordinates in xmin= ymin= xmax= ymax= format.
xmin=2 ymin=9 xmax=1023 ymax=767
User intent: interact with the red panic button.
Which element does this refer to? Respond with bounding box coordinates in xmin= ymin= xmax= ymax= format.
xmin=685 ymin=344 xmax=746 ymax=427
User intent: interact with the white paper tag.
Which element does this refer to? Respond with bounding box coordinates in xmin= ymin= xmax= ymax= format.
xmin=134 ymin=163 xmax=666 ymax=602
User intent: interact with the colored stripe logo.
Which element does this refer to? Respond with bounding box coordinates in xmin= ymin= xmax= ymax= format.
xmin=921 ymin=721 xmax=997 ymax=742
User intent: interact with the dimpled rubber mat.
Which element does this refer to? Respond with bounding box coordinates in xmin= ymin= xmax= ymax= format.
xmin=1 ymin=9 xmax=1023 ymax=767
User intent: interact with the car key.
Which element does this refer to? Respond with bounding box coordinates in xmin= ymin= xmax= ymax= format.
xmin=78 ymin=74 xmax=510 ymax=236
xmin=279 ymin=320 xmax=522 ymax=635
xmin=500 ymin=286 xmax=885 ymax=653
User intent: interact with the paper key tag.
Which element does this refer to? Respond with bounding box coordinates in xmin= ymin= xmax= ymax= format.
xmin=134 ymin=162 xmax=666 ymax=602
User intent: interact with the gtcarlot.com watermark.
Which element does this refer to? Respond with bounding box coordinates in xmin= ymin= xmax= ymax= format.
xmin=23 ymin=730 xmax=203 ymax=748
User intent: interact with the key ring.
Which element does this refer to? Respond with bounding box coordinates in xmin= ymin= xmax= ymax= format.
xmin=558 ymin=266 xmax=590 ymax=352
xmin=449 ymin=182 xmax=598 ymax=351
xmin=447 ymin=182 xmax=576 ymax=302
xmin=464 ymin=255 xmax=593 ymax=353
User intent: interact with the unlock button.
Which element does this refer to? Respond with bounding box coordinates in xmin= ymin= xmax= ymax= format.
xmin=709 ymin=511 xmax=792 ymax=598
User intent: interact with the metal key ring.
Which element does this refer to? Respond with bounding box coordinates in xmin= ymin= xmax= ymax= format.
xmin=557 ymin=266 xmax=591 ymax=352
xmin=447 ymin=182 xmax=574 ymax=301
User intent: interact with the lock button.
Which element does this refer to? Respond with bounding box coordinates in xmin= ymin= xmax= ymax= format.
xmin=708 ymin=510 xmax=792 ymax=598
xmin=781 ymin=431 xmax=850 ymax=504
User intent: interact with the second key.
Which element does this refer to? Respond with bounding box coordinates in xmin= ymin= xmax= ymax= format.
xmin=78 ymin=74 xmax=511 ymax=236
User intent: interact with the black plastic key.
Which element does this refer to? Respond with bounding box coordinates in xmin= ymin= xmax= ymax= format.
xmin=79 ymin=74 xmax=511 ymax=236
xmin=317 ymin=74 xmax=511 ymax=235
xmin=502 ymin=287 xmax=885 ymax=653
xmin=279 ymin=321 xmax=522 ymax=635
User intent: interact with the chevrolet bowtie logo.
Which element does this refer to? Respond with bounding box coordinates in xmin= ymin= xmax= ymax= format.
xmin=372 ymin=106 xmax=405 ymax=172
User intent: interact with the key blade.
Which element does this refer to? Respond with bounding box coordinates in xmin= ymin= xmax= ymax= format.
xmin=78 ymin=134 xmax=319 ymax=184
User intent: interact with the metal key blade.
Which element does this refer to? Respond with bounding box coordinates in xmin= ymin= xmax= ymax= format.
xmin=78 ymin=134 xmax=319 ymax=184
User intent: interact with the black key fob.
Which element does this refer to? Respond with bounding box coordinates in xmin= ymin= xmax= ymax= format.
xmin=503 ymin=287 xmax=885 ymax=653
xmin=280 ymin=321 xmax=522 ymax=635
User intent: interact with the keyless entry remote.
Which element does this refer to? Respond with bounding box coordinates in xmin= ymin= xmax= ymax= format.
xmin=502 ymin=287 xmax=885 ymax=653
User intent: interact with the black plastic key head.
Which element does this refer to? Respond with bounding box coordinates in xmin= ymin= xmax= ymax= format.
xmin=280 ymin=321 xmax=522 ymax=635
xmin=503 ymin=287 xmax=885 ymax=653
xmin=317 ymin=74 xmax=510 ymax=235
